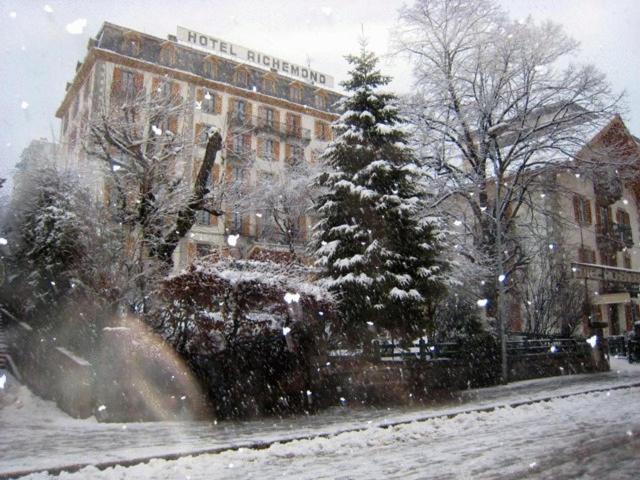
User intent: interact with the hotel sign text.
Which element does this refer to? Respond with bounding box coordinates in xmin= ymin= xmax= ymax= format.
xmin=571 ymin=262 xmax=640 ymax=285
xmin=177 ymin=26 xmax=334 ymax=88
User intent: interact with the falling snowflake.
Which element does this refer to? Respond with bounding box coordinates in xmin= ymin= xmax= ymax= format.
xmin=8 ymin=11 xmax=16 ymax=19
xmin=453 ymin=220 xmax=462 ymax=226
xmin=586 ymin=335 xmax=597 ymax=348
xmin=151 ymin=125 xmax=163 ymax=136
xmin=476 ymin=299 xmax=488 ymax=307
xmin=282 ymin=326 xmax=291 ymax=336
xmin=21 ymin=101 xmax=29 ymax=110
xmin=0 ymin=238 xmax=7 ymax=246
xmin=498 ymin=274 xmax=506 ymax=282
xmin=227 ymin=234 xmax=240 ymax=246
xmin=66 ymin=18 xmax=87 ymax=35
xmin=284 ymin=292 xmax=300 ymax=304
xmin=98 ymin=405 xmax=107 ymax=412
xmin=255 ymin=212 xmax=263 ymax=218
xmin=44 ymin=5 xmax=54 ymax=13
xmin=0 ymin=374 xmax=6 ymax=389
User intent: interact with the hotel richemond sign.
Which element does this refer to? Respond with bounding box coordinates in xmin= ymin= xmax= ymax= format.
xmin=177 ymin=26 xmax=335 ymax=88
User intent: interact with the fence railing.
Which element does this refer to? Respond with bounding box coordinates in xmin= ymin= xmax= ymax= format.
xmin=328 ymin=336 xmax=592 ymax=363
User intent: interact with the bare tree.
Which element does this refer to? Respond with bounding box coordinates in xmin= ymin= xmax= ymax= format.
xmin=394 ymin=0 xmax=622 ymax=382
xmin=243 ymin=157 xmax=321 ymax=255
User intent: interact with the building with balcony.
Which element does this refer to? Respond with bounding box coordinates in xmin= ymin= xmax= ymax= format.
xmin=55 ymin=22 xmax=340 ymax=269
xmin=514 ymin=115 xmax=640 ymax=337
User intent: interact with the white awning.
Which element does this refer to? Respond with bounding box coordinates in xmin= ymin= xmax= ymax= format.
xmin=592 ymin=292 xmax=631 ymax=305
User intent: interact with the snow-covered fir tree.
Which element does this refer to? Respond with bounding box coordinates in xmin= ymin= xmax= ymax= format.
xmin=314 ymin=46 xmax=446 ymax=345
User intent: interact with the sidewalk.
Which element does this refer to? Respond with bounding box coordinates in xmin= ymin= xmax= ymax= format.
xmin=1 ymin=358 xmax=638 ymax=478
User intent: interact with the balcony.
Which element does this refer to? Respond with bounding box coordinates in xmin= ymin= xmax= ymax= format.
xmin=226 ymin=112 xmax=311 ymax=143
xmin=596 ymin=222 xmax=633 ymax=251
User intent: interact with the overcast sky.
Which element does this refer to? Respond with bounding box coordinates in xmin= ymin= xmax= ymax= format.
xmin=1 ymin=0 xmax=638 ymax=180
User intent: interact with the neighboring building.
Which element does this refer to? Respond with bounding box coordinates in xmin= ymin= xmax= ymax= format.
xmin=506 ymin=115 xmax=640 ymax=337
xmin=55 ymin=22 xmax=340 ymax=269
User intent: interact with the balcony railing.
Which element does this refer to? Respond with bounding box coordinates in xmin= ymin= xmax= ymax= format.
xmin=596 ymin=222 xmax=633 ymax=251
xmin=226 ymin=112 xmax=311 ymax=142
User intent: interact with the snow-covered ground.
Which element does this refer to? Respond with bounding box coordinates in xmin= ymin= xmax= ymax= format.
xmin=1 ymin=358 xmax=639 ymax=479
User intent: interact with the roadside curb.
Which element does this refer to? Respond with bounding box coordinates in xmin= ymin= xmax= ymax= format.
xmin=3 ymin=381 xmax=640 ymax=479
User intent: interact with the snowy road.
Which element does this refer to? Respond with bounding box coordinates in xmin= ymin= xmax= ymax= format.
xmin=1 ymin=359 xmax=639 ymax=479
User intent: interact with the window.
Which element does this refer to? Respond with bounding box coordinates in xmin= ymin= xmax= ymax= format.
xmin=122 ymin=70 xmax=136 ymax=99
xmin=234 ymin=100 xmax=247 ymax=122
xmin=314 ymin=93 xmax=327 ymax=110
xmin=286 ymin=144 xmax=304 ymax=164
xmin=159 ymin=45 xmax=176 ymax=65
xmin=123 ymin=38 xmax=141 ymax=57
xmin=263 ymin=77 xmax=277 ymax=95
xmin=196 ymin=243 xmax=213 ymax=256
xmin=616 ymin=209 xmax=633 ymax=246
xmin=315 ymin=120 xmax=331 ymax=141
xmin=235 ymin=69 xmax=249 ymax=87
xmin=233 ymin=135 xmax=245 ymax=154
xmin=289 ymin=85 xmax=302 ymax=103
xmin=578 ymin=247 xmax=596 ymax=264
xmin=624 ymin=253 xmax=632 ymax=269
xmin=203 ymin=59 xmax=217 ymax=79
xmin=265 ymin=139 xmax=275 ymax=159
xmin=572 ymin=195 xmax=592 ymax=225
xmin=264 ymin=108 xmax=275 ymax=128
xmin=202 ymin=90 xmax=216 ymax=114
xmin=196 ymin=210 xmax=210 ymax=226
xmin=286 ymin=113 xmax=301 ymax=137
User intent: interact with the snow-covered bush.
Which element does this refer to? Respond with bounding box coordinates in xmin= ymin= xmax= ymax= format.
xmin=152 ymin=254 xmax=335 ymax=417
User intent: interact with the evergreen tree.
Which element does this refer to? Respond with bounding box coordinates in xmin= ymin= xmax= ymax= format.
xmin=314 ymin=46 xmax=446 ymax=345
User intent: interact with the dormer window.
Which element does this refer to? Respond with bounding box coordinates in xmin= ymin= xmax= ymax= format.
xmin=314 ymin=93 xmax=327 ymax=110
xmin=203 ymin=57 xmax=218 ymax=79
xmin=263 ymin=76 xmax=277 ymax=95
xmin=289 ymin=84 xmax=303 ymax=103
xmin=159 ymin=43 xmax=176 ymax=66
xmin=122 ymin=31 xmax=141 ymax=56
xmin=235 ymin=69 xmax=249 ymax=88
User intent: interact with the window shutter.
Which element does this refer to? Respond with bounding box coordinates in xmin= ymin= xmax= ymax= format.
xmin=257 ymin=106 xmax=265 ymax=120
xmin=228 ymin=97 xmax=235 ymax=113
xmin=257 ymin=137 xmax=265 ymax=157
xmin=585 ymin=200 xmax=592 ymax=224
xmin=171 ymin=82 xmax=180 ymax=99
xmin=315 ymin=120 xmax=322 ymax=138
xmin=286 ymin=112 xmax=293 ymax=127
xmin=273 ymin=140 xmax=280 ymax=160
xmin=196 ymin=88 xmax=204 ymax=102
xmin=214 ymin=94 xmax=222 ymax=114
xmin=151 ymin=77 xmax=160 ymax=96
xmin=187 ymin=242 xmax=197 ymax=263
xmin=111 ymin=67 xmax=123 ymax=95
xmin=241 ymin=215 xmax=251 ymax=236
xmin=195 ymin=123 xmax=204 ymax=143
xmin=225 ymin=164 xmax=233 ymax=182
xmin=133 ymin=72 xmax=144 ymax=94
xmin=616 ymin=209 xmax=623 ymax=224
xmin=285 ymin=143 xmax=292 ymax=161
xmin=572 ymin=196 xmax=581 ymax=222
xmin=243 ymin=133 xmax=251 ymax=150
xmin=246 ymin=102 xmax=253 ymax=119
xmin=225 ymin=208 xmax=232 ymax=230
xmin=168 ymin=116 xmax=178 ymax=134
xmin=595 ymin=204 xmax=602 ymax=226
xmin=273 ymin=109 xmax=280 ymax=126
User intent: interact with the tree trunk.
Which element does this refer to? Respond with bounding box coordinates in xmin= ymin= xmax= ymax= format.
xmin=152 ymin=132 xmax=223 ymax=264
